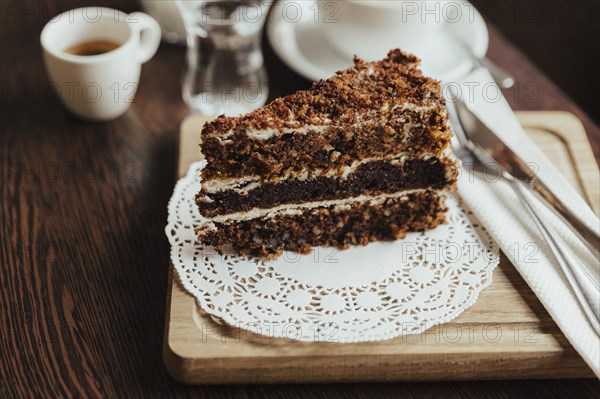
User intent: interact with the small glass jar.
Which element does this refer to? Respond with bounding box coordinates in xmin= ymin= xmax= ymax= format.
xmin=177 ymin=0 xmax=271 ymax=116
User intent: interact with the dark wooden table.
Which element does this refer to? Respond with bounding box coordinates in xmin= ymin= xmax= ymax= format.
xmin=2 ymin=1 xmax=599 ymax=398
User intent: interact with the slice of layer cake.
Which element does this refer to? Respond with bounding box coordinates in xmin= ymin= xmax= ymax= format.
xmin=196 ymin=49 xmax=459 ymax=258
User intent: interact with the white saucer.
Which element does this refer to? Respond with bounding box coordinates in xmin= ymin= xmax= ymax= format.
xmin=267 ymin=1 xmax=489 ymax=83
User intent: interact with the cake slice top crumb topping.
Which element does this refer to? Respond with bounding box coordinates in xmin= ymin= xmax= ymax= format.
xmin=202 ymin=49 xmax=445 ymax=137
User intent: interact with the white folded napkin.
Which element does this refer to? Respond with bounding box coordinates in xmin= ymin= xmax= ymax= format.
xmin=456 ymin=68 xmax=600 ymax=377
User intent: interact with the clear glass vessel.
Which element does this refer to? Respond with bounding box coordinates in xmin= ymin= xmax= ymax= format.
xmin=177 ymin=0 xmax=270 ymax=116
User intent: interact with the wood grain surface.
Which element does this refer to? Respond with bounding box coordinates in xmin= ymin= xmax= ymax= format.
xmin=1 ymin=0 xmax=599 ymax=397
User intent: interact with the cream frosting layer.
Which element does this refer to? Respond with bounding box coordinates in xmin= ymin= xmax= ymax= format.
xmin=204 ymin=102 xmax=441 ymax=143
xmin=197 ymin=188 xmax=447 ymax=235
xmin=200 ymin=149 xmax=454 ymax=196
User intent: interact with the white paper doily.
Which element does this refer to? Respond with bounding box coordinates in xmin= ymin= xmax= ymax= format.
xmin=166 ymin=161 xmax=500 ymax=343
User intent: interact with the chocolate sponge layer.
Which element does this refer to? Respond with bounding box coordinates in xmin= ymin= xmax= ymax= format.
xmin=199 ymin=190 xmax=447 ymax=259
xmin=198 ymin=157 xmax=458 ymax=218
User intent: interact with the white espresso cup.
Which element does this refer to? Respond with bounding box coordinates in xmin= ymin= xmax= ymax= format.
xmin=321 ymin=0 xmax=449 ymax=61
xmin=41 ymin=7 xmax=161 ymax=121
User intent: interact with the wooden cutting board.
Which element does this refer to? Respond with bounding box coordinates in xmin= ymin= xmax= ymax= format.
xmin=163 ymin=111 xmax=599 ymax=384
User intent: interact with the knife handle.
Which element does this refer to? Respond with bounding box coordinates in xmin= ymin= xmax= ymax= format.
xmin=529 ymin=179 xmax=600 ymax=261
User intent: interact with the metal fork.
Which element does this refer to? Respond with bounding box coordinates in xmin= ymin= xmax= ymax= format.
xmin=447 ymin=99 xmax=600 ymax=335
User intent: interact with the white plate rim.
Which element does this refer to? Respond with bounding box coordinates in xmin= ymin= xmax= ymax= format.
xmin=267 ymin=0 xmax=489 ymax=82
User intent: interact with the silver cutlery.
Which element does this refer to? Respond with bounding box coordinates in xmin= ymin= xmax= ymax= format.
xmin=447 ymin=94 xmax=600 ymax=335
xmin=450 ymin=97 xmax=600 ymax=262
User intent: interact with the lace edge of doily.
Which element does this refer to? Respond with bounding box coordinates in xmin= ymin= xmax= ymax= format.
xmin=165 ymin=161 xmax=501 ymax=343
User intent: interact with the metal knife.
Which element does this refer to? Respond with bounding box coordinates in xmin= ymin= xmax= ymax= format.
xmin=453 ymin=100 xmax=600 ymax=261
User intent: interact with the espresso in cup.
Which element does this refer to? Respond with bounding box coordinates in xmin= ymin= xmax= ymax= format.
xmin=64 ymin=40 xmax=121 ymax=56
xmin=41 ymin=7 xmax=161 ymax=121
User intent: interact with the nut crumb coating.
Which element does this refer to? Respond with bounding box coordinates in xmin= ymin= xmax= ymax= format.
xmin=202 ymin=49 xmax=445 ymax=137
